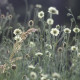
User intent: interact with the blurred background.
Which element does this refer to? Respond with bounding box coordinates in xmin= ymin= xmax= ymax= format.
xmin=0 ymin=0 xmax=80 ymax=25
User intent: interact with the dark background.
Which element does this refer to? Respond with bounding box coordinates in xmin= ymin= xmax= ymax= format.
xmin=0 ymin=0 xmax=80 ymax=25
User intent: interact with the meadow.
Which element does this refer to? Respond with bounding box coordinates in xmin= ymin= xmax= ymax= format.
xmin=0 ymin=3 xmax=80 ymax=80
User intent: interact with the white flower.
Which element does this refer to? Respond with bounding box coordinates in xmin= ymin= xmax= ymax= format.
xmin=41 ymin=74 xmax=48 ymax=80
xmin=38 ymin=11 xmax=44 ymax=19
xmin=73 ymin=27 xmax=80 ymax=33
xmin=35 ymin=52 xmax=43 ymax=56
xmin=52 ymin=72 xmax=61 ymax=79
xmin=13 ymin=29 xmax=22 ymax=35
xmin=50 ymin=28 xmax=59 ymax=36
xmin=45 ymin=44 xmax=52 ymax=49
xmin=29 ymin=41 xmax=36 ymax=47
xmin=47 ymin=18 xmax=54 ymax=25
xmin=56 ymin=25 xmax=60 ymax=29
xmin=30 ymin=72 xmax=37 ymax=79
xmin=71 ymin=46 xmax=78 ymax=51
xmin=41 ymin=77 xmax=47 ymax=80
xmin=64 ymin=28 xmax=71 ymax=33
xmin=28 ymin=64 xmax=35 ymax=69
xmin=36 ymin=4 xmax=42 ymax=8
xmin=48 ymin=7 xmax=59 ymax=15
xmin=14 ymin=35 xmax=22 ymax=42
xmin=77 ymin=53 xmax=80 ymax=57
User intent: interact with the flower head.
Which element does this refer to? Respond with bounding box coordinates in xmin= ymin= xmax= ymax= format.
xmin=47 ymin=18 xmax=54 ymax=25
xmin=52 ymin=72 xmax=61 ymax=79
xmin=64 ymin=28 xmax=71 ymax=34
xmin=35 ymin=52 xmax=43 ymax=56
xmin=29 ymin=41 xmax=36 ymax=48
xmin=13 ymin=29 xmax=22 ymax=35
xmin=38 ymin=11 xmax=44 ymax=19
xmin=50 ymin=28 xmax=59 ymax=36
xmin=73 ymin=27 xmax=80 ymax=33
xmin=48 ymin=7 xmax=59 ymax=15
xmin=28 ymin=64 xmax=35 ymax=69
xmin=14 ymin=35 xmax=22 ymax=42
xmin=71 ymin=46 xmax=78 ymax=51
xmin=30 ymin=72 xmax=37 ymax=79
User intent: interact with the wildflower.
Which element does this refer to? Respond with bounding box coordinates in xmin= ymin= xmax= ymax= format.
xmin=71 ymin=46 xmax=78 ymax=51
xmin=73 ymin=27 xmax=80 ymax=33
xmin=48 ymin=7 xmax=59 ymax=15
xmin=22 ymin=75 xmax=28 ymax=80
xmin=41 ymin=73 xmax=48 ymax=78
xmin=8 ymin=15 xmax=13 ymax=20
xmin=56 ymin=25 xmax=60 ymax=29
xmin=30 ymin=72 xmax=37 ymax=79
xmin=28 ymin=20 xmax=34 ymax=26
xmin=57 ymin=47 xmax=63 ymax=53
xmin=52 ymin=72 xmax=61 ymax=79
xmin=45 ymin=44 xmax=52 ymax=49
xmin=50 ymin=28 xmax=59 ymax=36
xmin=28 ymin=64 xmax=35 ymax=69
xmin=13 ymin=29 xmax=22 ymax=35
xmin=64 ymin=28 xmax=71 ymax=34
xmin=14 ymin=35 xmax=22 ymax=42
xmin=35 ymin=52 xmax=43 ymax=56
xmin=35 ymin=4 xmax=42 ymax=8
xmin=29 ymin=41 xmax=36 ymax=47
xmin=11 ymin=64 xmax=16 ymax=70
xmin=26 ymin=54 xmax=30 ymax=59
xmin=47 ymin=18 xmax=54 ymax=25
xmin=41 ymin=74 xmax=48 ymax=80
xmin=0 ymin=14 xmax=5 ymax=19
xmin=45 ymin=50 xmax=51 ymax=57
xmin=38 ymin=11 xmax=44 ymax=18
xmin=77 ymin=53 xmax=80 ymax=57
xmin=63 ymin=42 xmax=67 ymax=48
xmin=41 ymin=77 xmax=47 ymax=80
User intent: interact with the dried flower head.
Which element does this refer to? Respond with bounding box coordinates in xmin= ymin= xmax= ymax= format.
xmin=21 ymin=28 xmax=38 ymax=40
xmin=57 ymin=47 xmax=63 ymax=53
xmin=28 ymin=20 xmax=34 ymax=27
